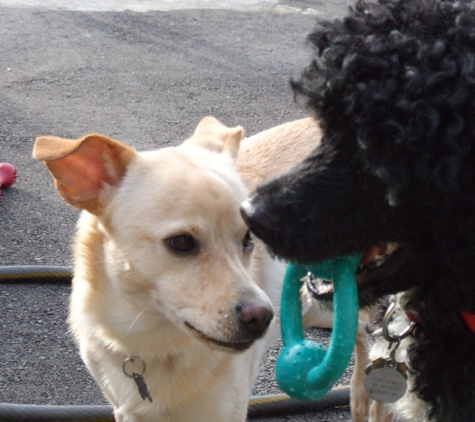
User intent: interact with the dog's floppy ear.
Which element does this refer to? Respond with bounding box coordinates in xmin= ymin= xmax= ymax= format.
xmin=186 ymin=116 xmax=245 ymax=159
xmin=33 ymin=134 xmax=137 ymax=215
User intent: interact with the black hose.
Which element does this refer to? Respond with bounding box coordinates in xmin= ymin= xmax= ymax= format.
xmin=247 ymin=388 xmax=350 ymax=418
xmin=0 ymin=266 xmax=72 ymax=283
xmin=0 ymin=403 xmax=114 ymax=422
xmin=0 ymin=266 xmax=351 ymax=420
xmin=0 ymin=388 xmax=350 ymax=421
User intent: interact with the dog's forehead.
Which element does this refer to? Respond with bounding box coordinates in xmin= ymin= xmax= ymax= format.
xmin=109 ymin=146 xmax=248 ymax=229
xmin=136 ymin=146 xmax=245 ymax=194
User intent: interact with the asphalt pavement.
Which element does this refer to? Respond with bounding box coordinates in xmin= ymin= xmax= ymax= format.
xmin=0 ymin=1 xmax=356 ymax=420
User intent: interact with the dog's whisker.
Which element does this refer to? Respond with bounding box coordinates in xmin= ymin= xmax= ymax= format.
xmin=127 ymin=302 xmax=153 ymax=334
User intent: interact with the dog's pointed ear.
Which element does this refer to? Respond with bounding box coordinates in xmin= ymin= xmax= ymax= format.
xmin=186 ymin=116 xmax=245 ymax=159
xmin=33 ymin=134 xmax=137 ymax=215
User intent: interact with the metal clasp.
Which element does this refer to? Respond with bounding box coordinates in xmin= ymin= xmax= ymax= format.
xmin=382 ymin=301 xmax=416 ymax=343
xmin=122 ymin=355 xmax=147 ymax=378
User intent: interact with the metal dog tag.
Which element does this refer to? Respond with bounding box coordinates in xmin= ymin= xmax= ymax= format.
xmin=133 ymin=373 xmax=153 ymax=403
xmin=123 ymin=355 xmax=153 ymax=403
xmin=364 ymin=359 xmax=407 ymax=403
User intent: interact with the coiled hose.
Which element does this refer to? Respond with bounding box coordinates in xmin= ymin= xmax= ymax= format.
xmin=0 ymin=266 xmax=73 ymax=283
xmin=0 ymin=266 xmax=350 ymax=420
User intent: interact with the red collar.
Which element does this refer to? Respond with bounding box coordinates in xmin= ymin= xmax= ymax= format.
xmin=462 ymin=312 xmax=475 ymax=333
xmin=405 ymin=311 xmax=420 ymax=325
xmin=406 ymin=311 xmax=475 ymax=334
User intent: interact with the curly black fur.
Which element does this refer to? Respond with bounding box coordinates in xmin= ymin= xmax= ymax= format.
xmin=241 ymin=0 xmax=475 ymax=420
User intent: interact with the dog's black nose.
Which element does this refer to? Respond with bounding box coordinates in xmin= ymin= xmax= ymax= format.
xmin=236 ymin=300 xmax=274 ymax=339
xmin=240 ymin=197 xmax=275 ymax=242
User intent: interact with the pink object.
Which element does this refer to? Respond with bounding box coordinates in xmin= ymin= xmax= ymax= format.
xmin=0 ymin=163 xmax=17 ymax=188
xmin=0 ymin=163 xmax=17 ymax=202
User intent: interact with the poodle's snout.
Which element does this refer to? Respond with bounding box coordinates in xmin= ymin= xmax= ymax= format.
xmin=240 ymin=195 xmax=277 ymax=243
xmin=236 ymin=300 xmax=273 ymax=339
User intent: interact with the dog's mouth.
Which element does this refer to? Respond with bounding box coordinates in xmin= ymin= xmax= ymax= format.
xmin=357 ymin=242 xmax=402 ymax=283
xmin=308 ymin=242 xmax=404 ymax=301
xmin=184 ymin=321 xmax=254 ymax=352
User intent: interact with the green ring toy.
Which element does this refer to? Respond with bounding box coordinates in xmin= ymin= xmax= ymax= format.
xmin=276 ymin=254 xmax=362 ymax=401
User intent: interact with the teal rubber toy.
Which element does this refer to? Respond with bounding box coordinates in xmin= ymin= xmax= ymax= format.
xmin=276 ymin=254 xmax=362 ymax=401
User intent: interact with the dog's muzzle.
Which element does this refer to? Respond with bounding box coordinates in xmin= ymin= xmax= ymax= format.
xmin=185 ymin=300 xmax=273 ymax=352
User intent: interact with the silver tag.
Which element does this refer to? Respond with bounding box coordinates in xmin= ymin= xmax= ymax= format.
xmin=364 ymin=360 xmax=407 ymax=403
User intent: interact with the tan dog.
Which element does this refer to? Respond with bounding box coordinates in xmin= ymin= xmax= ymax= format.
xmin=33 ymin=117 xmax=372 ymax=422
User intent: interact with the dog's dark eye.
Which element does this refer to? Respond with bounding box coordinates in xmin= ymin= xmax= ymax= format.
xmin=242 ymin=230 xmax=254 ymax=252
xmin=165 ymin=234 xmax=198 ymax=255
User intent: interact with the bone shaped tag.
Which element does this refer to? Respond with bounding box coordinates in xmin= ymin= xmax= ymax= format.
xmin=133 ymin=373 xmax=153 ymax=403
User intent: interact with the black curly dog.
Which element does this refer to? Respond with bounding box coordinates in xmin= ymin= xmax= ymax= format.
xmin=241 ymin=0 xmax=475 ymax=420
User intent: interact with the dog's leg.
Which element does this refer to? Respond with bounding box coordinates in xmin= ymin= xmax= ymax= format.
xmin=113 ymin=414 xmax=122 ymax=422
xmin=350 ymin=311 xmax=373 ymax=422
xmin=369 ymin=401 xmax=395 ymax=422
xmin=114 ymin=410 xmax=141 ymax=422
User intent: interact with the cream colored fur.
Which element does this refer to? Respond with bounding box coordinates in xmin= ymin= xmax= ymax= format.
xmin=33 ymin=116 xmax=374 ymax=422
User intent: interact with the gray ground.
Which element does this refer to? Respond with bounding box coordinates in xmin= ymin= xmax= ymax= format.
xmin=0 ymin=1 xmax=356 ymax=420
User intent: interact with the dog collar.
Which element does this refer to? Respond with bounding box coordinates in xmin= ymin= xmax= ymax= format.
xmin=406 ymin=311 xmax=475 ymax=334
xmin=462 ymin=312 xmax=475 ymax=334
xmin=404 ymin=311 xmax=420 ymax=325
